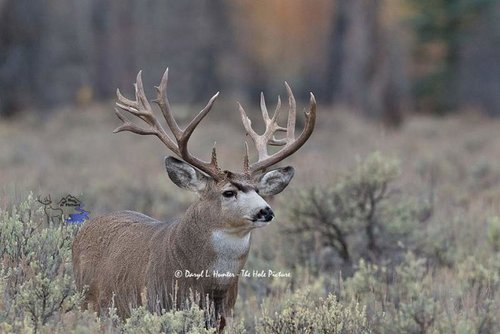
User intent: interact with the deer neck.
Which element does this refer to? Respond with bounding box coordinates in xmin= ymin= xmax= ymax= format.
xmin=177 ymin=201 xmax=251 ymax=278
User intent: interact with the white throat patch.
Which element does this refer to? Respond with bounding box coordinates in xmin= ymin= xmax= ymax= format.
xmin=211 ymin=229 xmax=251 ymax=258
xmin=210 ymin=229 xmax=251 ymax=285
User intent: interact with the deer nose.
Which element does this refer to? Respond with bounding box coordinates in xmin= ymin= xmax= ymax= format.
xmin=257 ymin=207 xmax=274 ymax=222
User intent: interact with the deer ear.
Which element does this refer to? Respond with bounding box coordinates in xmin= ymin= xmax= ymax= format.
xmin=256 ymin=166 xmax=294 ymax=196
xmin=164 ymin=156 xmax=209 ymax=192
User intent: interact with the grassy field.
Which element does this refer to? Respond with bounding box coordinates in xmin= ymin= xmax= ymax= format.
xmin=1 ymin=102 xmax=500 ymax=333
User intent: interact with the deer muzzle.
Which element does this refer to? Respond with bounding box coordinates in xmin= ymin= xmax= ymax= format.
xmin=254 ymin=206 xmax=274 ymax=222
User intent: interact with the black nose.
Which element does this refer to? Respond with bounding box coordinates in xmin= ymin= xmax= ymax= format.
xmin=257 ymin=206 xmax=274 ymax=222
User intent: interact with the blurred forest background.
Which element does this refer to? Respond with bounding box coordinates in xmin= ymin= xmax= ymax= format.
xmin=1 ymin=0 xmax=500 ymax=124
xmin=3 ymin=1 xmax=500 ymax=333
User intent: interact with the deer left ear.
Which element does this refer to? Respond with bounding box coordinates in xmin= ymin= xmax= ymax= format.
xmin=256 ymin=166 xmax=295 ymax=196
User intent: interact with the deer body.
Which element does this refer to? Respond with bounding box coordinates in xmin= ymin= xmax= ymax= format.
xmin=73 ymin=210 xmax=247 ymax=318
xmin=72 ymin=69 xmax=316 ymax=330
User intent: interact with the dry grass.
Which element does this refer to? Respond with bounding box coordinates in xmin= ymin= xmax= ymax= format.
xmin=2 ymin=101 xmax=500 ymax=332
xmin=2 ymin=101 xmax=500 ymax=268
xmin=2 ymin=102 xmax=500 ymax=217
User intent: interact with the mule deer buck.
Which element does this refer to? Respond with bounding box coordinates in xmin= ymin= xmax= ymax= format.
xmin=72 ymin=69 xmax=316 ymax=329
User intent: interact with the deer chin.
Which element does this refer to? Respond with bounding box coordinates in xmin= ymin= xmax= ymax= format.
xmin=239 ymin=215 xmax=273 ymax=228
xmin=249 ymin=218 xmax=274 ymax=228
xmin=252 ymin=220 xmax=272 ymax=228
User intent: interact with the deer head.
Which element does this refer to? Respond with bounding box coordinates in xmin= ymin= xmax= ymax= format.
xmin=114 ymin=69 xmax=316 ymax=234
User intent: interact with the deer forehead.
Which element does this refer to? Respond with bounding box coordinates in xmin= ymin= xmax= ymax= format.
xmin=217 ymin=177 xmax=256 ymax=191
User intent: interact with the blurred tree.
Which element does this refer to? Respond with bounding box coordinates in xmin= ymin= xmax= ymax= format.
xmin=0 ymin=0 xmax=238 ymax=117
xmin=88 ymin=0 xmax=238 ymax=104
xmin=324 ymin=0 xmax=347 ymax=104
xmin=0 ymin=0 xmax=44 ymax=117
xmin=407 ymin=0 xmax=497 ymax=114
xmin=0 ymin=0 xmax=93 ymax=117
xmin=12 ymin=0 xmax=500 ymax=121
xmin=458 ymin=4 xmax=500 ymax=115
xmin=232 ymin=0 xmax=333 ymax=99
xmin=325 ymin=0 xmax=407 ymax=127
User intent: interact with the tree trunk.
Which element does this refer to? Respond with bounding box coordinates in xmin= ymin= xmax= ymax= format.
xmin=325 ymin=0 xmax=406 ymax=126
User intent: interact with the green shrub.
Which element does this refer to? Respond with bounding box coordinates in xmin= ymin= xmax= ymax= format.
xmin=343 ymin=253 xmax=439 ymax=333
xmin=122 ymin=305 xmax=216 ymax=334
xmin=285 ymin=152 xmax=414 ymax=270
xmin=257 ymin=288 xmax=369 ymax=334
xmin=2 ymin=169 xmax=499 ymax=334
xmin=487 ymin=216 xmax=500 ymax=252
xmin=0 ymin=195 xmax=241 ymax=333
xmin=341 ymin=252 xmax=500 ymax=333
xmin=0 ymin=196 xmax=208 ymax=333
xmin=0 ymin=194 xmax=82 ymax=333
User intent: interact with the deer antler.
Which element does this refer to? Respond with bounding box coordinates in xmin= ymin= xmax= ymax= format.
xmin=37 ymin=195 xmax=51 ymax=205
xmin=114 ymin=69 xmax=223 ymax=180
xmin=239 ymin=83 xmax=316 ymax=175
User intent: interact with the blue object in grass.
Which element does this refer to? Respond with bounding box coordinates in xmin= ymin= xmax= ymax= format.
xmin=65 ymin=205 xmax=90 ymax=224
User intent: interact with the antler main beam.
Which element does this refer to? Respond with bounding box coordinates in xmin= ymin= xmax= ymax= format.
xmin=239 ymin=83 xmax=317 ymax=174
xmin=114 ymin=69 xmax=222 ymax=180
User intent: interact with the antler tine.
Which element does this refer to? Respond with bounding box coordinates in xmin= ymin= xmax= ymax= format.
xmin=115 ymin=69 xmax=222 ymax=180
xmin=183 ymin=92 xmax=220 ymax=142
xmin=238 ymin=102 xmax=257 ymax=138
xmin=154 ymin=68 xmax=222 ymax=178
xmin=209 ymin=142 xmax=220 ymax=174
xmin=285 ymin=82 xmax=296 ymax=141
xmin=115 ymin=71 xmax=180 ymax=154
xmin=268 ymin=95 xmax=288 ymax=146
xmin=260 ymin=92 xmax=270 ymax=123
xmin=271 ymin=96 xmax=284 ymax=125
xmin=243 ymin=141 xmax=250 ymax=175
xmin=113 ymin=108 xmax=158 ymax=136
xmin=241 ymin=84 xmax=317 ymax=175
xmin=238 ymin=102 xmax=268 ymax=160
xmin=238 ymin=93 xmax=287 ymax=160
xmin=154 ymin=68 xmax=182 ymax=138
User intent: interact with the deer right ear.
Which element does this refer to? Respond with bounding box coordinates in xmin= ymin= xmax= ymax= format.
xmin=164 ymin=156 xmax=209 ymax=192
xmin=256 ymin=166 xmax=295 ymax=196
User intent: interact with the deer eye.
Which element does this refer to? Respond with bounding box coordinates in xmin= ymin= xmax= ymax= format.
xmin=222 ymin=190 xmax=236 ymax=198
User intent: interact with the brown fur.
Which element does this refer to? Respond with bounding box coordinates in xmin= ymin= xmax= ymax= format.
xmin=74 ymin=68 xmax=312 ymax=331
xmin=72 ymin=176 xmax=251 ymax=327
